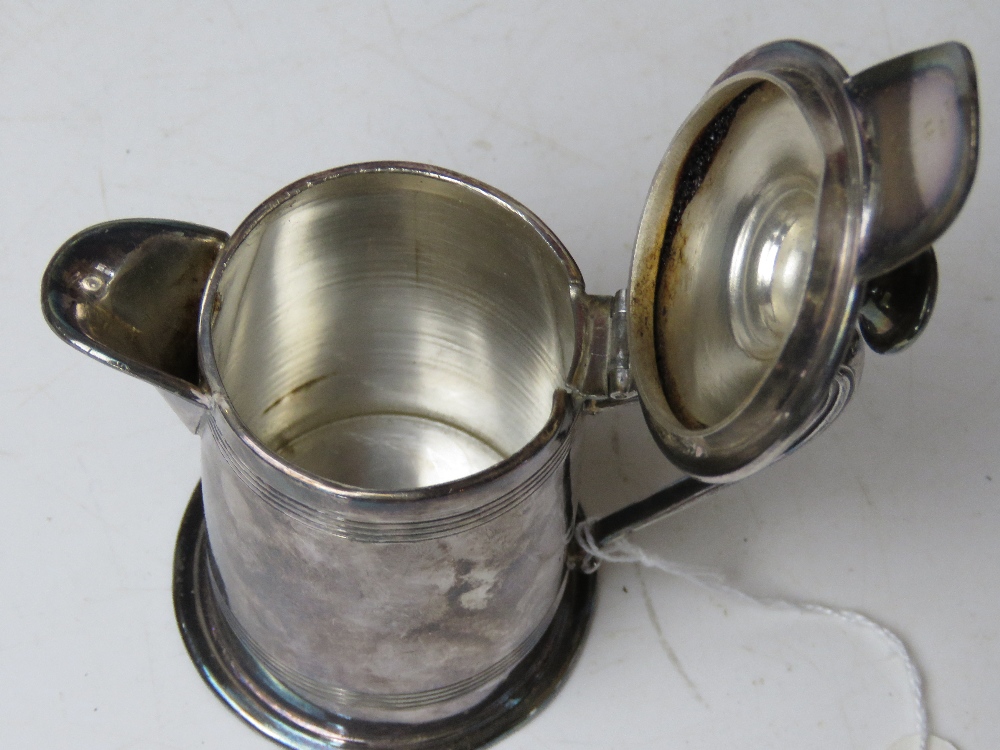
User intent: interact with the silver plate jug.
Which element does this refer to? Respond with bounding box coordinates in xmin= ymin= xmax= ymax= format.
xmin=42 ymin=40 xmax=978 ymax=750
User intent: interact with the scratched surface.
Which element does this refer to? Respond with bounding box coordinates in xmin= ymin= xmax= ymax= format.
xmin=3 ymin=2 xmax=999 ymax=749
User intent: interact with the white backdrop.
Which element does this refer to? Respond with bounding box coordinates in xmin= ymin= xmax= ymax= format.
xmin=3 ymin=3 xmax=998 ymax=749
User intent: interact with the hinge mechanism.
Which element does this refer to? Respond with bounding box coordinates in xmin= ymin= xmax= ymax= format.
xmin=572 ymin=288 xmax=637 ymax=411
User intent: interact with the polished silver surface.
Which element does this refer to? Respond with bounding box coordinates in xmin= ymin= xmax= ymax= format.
xmin=40 ymin=219 xmax=227 ymax=430
xmin=571 ymin=288 xmax=638 ymax=410
xmin=197 ymin=164 xmax=589 ymax=724
xmin=199 ymin=392 xmax=577 ymax=722
xmin=849 ymin=43 xmax=978 ymax=279
xmin=656 ymin=80 xmax=826 ymax=430
xmin=174 ymin=484 xmax=597 ymax=750
xmin=628 ymin=40 xmax=978 ymax=482
xmin=39 ymin=39 xmax=979 ymax=750
xmin=208 ymin=166 xmax=578 ymax=490
xmin=42 ymin=163 xmax=599 ymax=742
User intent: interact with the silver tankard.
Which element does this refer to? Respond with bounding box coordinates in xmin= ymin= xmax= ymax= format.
xmin=41 ymin=41 xmax=978 ymax=749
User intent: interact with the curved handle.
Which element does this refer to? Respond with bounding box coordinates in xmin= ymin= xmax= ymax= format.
xmin=580 ymin=333 xmax=864 ymax=556
xmin=41 ymin=219 xmax=229 ymax=430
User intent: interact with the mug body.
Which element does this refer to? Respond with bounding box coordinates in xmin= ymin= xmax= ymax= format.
xmin=195 ymin=163 xmax=586 ymax=722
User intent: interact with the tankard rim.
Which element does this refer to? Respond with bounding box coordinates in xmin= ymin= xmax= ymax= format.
xmin=197 ymin=161 xmax=589 ymax=504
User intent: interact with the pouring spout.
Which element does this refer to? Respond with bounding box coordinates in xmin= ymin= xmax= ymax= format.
xmin=848 ymin=42 xmax=978 ymax=280
xmin=41 ymin=220 xmax=228 ymax=432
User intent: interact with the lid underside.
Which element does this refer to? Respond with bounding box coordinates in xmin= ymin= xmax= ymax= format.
xmin=628 ymin=41 xmax=865 ymax=481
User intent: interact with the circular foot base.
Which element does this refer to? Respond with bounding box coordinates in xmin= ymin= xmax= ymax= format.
xmin=172 ymin=483 xmax=597 ymax=750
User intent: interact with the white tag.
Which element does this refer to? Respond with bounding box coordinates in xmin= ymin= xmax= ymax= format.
xmin=889 ymin=735 xmax=958 ymax=750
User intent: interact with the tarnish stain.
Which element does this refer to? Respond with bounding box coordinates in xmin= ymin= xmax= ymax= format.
xmin=653 ymin=83 xmax=763 ymax=430
xmin=262 ymin=374 xmax=331 ymax=415
xmin=447 ymin=558 xmax=499 ymax=612
xmin=658 ymin=224 xmax=688 ymax=310
xmin=636 ymin=566 xmax=708 ymax=707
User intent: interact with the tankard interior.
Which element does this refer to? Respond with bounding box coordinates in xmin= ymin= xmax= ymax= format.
xmin=209 ymin=167 xmax=578 ymax=491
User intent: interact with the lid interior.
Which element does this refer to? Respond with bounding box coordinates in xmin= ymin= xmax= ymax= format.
xmin=627 ymin=47 xmax=863 ymax=480
xmin=655 ymin=80 xmax=824 ymax=429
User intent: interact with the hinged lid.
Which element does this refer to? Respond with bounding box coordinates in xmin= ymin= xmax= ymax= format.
xmin=626 ymin=40 xmax=977 ymax=482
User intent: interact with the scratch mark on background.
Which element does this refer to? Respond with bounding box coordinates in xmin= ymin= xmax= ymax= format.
xmin=15 ymin=364 xmax=78 ymax=407
xmin=856 ymin=475 xmax=877 ymax=511
xmin=434 ymin=2 xmax=488 ymax=28
xmin=223 ymin=0 xmax=245 ymax=30
xmin=98 ymin=168 xmax=109 ymax=217
xmin=738 ymin=481 xmax=764 ymax=529
xmin=378 ymin=1 xmax=458 ymax=163
xmin=877 ymin=1 xmax=898 ymax=53
xmin=636 ymin=566 xmax=708 ymax=707
xmin=140 ymin=618 xmax=166 ymax=736
xmin=356 ymin=40 xmax=599 ymax=167
xmin=608 ymin=422 xmax=631 ymax=485
xmin=381 ymin=0 xmax=404 ymax=48
xmin=417 ymin=63 xmax=597 ymax=165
